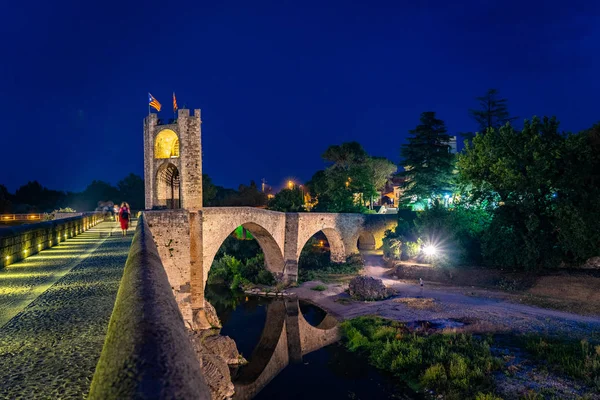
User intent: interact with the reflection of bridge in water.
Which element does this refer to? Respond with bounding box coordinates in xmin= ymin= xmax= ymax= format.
xmin=232 ymin=298 xmax=340 ymax=400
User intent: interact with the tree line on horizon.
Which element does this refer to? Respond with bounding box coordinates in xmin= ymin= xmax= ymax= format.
xmin=0 ymin=173 xmax=270 ymax=214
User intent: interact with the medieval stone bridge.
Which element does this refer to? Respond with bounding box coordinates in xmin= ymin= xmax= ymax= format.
xmin=143 ymin=109 xmax=397 ymax=327
xmin=145 ymin=208 xmax=396 ymax=324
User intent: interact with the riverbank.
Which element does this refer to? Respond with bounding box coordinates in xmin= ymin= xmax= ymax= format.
xmin=286 ymin=268 xmax=600 ymax=399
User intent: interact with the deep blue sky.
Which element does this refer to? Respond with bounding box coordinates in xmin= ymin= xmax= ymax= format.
xmin=1 ymin=0 xmax=599 ymax=193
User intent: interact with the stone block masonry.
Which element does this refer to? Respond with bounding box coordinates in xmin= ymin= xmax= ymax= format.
xmin=145 ymin=207 xmax=397 ymax=327
xmin=89 ymin=215 xmax=211 ymax=399
xmin=0 ymin=212 xmax=103 ymax=268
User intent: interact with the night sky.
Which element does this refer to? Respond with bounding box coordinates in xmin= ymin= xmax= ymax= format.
xmin=1 ymin=0 xmax=598 ymax=193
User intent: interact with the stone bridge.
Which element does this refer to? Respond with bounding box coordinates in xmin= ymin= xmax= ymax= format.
xmin=232 ymin=298 xmax=340 ymax=400
xmin=142 ymin=109 xmax=397 ymax=327
xmin=145 ymin=208 xmax=396 ymax=324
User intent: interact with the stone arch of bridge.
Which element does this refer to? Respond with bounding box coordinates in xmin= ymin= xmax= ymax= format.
xmin=357 ymin=231 xmax=376 ymax=251
xmin=297 ymin=227 xmax=346 ymax=264
xmin=203 ymin=221 xmax=285 ymax=282
xmin=155 ymin=162 xmax=181 ymax=209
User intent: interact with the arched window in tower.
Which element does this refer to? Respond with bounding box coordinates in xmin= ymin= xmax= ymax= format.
xmin=155 ymin=129 xmax=180 ymax=159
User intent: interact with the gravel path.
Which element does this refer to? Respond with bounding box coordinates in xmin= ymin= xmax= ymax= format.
xmin=294 ymin=254 xmax=600 ymax=340
xmin=0 ymin=221 xmax=135 ymax=399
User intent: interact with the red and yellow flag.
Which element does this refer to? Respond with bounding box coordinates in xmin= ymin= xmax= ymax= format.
xmin=173 ymin=92 xmax=178 ymax=113
xmin=148 ymin=93 xmax=161 ymax=112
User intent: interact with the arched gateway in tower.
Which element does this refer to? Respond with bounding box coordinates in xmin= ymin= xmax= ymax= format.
xmin=143 ymin=109 xmax=203 ymax=210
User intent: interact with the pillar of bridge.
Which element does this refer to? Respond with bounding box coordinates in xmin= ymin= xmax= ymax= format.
xmin=282 ymin=214 xmax=300 ymax=283
xmin=284 ymin=299 xmax=302 ymax=364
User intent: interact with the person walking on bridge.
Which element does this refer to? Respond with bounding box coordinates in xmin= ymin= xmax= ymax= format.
xmin=118 ymin=202 xmax=131 ymax=236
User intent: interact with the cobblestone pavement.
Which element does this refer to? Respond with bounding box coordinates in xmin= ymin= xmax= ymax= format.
xmin=0 ymin=221 xmax=135 ymax=399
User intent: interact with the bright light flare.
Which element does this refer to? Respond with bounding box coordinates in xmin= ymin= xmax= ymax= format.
xmin=423 ymin=245 xmax=437 ymax=256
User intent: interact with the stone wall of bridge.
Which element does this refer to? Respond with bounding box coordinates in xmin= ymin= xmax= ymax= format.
xmin=144 ymin=207 xmax=397 ymax=325
xmin=0 ymin=213 xmax=103 ymax=268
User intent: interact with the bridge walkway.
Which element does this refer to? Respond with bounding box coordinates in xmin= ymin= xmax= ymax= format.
xmin=0 ymin=220 xmax=135 ymax=399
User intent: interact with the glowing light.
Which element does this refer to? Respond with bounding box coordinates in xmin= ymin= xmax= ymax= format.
xmin=423 ymin=245 xmax=437 ymax=256
xmin=64 ymin=234 xmax=68 ymax=238
xmin=5 ymin=256 xmax=9 ymax=261
xmin=319 ymin=240 xmax=324 ymax=246
xmin=23 ymin=249 xmax=28 ymax=254
xmin=38 ymin=244 xmax=42 ymax=249
xmin=288 ymin=180 xmax=293 ymax=189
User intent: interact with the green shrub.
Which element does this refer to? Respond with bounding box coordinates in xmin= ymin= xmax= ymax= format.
xmin=523 ymin=335 xmax=600 ymax=388
xmin=474 ymin=394 xmax=503 ymax=400
xmin=382 ymin=233 xmax=402 ymax=260
xmin=414 ymin=202 xmax=490 ymax=267
xmin=298 ymin=251 xmax=363 ymax=283
xmin=208 ymin=252 xmax=275 ymax=288
xmin=257 ymin=269 xmax=275 ymax=285
xmin=341 ymin=316 xmax=501 ymax=399
xmin=311 ymin=284 xmax=327 ymax=291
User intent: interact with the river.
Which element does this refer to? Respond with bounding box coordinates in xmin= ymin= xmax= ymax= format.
xmin=205 ymin=285 xmax=421 ymax=400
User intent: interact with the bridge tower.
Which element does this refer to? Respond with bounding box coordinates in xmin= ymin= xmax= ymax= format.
xmin=143 ymin=109 xmax=203 ymax=211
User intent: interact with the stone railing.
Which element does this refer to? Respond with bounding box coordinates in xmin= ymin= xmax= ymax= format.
xmin=0 ymin=212 xmax=103 ymax=268
xmin=88 ymin=214 xmax=211 ymax=400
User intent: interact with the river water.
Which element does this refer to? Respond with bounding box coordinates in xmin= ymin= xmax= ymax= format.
xmin=205 ymin=285 xmax=421 ymax=400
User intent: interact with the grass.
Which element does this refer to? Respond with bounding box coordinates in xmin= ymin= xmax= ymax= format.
xmin=341 ymin=316 xmax=502 ymax=400
xmin=311 ymin=284 xmax=327 ymax=291
xmin=393 ymin=297 xmax=441 ymax=311
xmin=521 ymin=335 xmax=600 ymax=390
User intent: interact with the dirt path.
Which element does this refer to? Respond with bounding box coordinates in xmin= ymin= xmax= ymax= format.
xmin=293 ymin=253 xmax=600 ymax=339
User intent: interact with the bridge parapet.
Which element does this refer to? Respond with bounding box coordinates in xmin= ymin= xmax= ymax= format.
xmin=88 ymin=214 xmax=211 ymax=399
xmin=0 ymin=212 xmax=103 ymax=268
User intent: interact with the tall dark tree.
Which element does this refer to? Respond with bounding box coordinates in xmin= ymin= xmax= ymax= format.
xmin=14 ymin=181 xmax=66 ymax=212
xmin=469 ymin=89 xmax=517 ymax=133
xmin=202 ymin=174 xmax=218 ymax=206
xmin=72 ymin=180 xmax=119 ymax=211
xmin=400 ymin=112 xmax=455 ymax=206
xmin=0 ymin=184 xmax=12 ymax=213
xmin=117 ymin=173 xmax=144 ymax=210
xmin=322 ymin=142 xmax=368 ymax=169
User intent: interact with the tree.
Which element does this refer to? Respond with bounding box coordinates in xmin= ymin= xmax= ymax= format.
xmin=322 ymin=142 xmax=368 ymax=169
xmin=400 ymin=112 xmax=455 ymax=207
xmin=469 ymin=89 xmax=517 ymax=133
xmin=268 ymin=187 xmax=304 ymax=212
xmin=458 ymin=117 xmax=600 ymax=269
xmin=117 ymin=173 xmax=144 ymax=210
xmin=72 ymin=180 xmax=119 ymax=211
xmin=0 ymin=184 xmax=11 ymax=213
xmin=363 ymin=157 xmax=397 ymax=208
xmin=309 ymin=143 xmax=396 ymax=212
xmin=14 ymin=181 xmax=66 ymax=212
xmin=202 ymin=174 xmax=218 ymax=206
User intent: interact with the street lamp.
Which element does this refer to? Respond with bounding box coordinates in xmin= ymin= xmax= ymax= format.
xmin=288 ymin=180 xmax=293 ymax=189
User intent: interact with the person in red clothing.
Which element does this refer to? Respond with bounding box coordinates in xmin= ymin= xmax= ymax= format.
xmin=118 ymin=202 xmax=131 ymax=236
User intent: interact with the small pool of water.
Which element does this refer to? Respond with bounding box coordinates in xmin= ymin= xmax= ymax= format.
xmin=206 ymin=285 xmax=421 ymax=400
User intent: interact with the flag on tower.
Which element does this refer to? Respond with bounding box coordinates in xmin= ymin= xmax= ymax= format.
xmin=173 ymin=92 xmax=178 ymax=113
xmin=148 ymin=93 xmax=162 ymax=112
